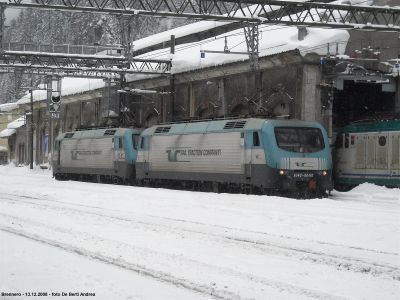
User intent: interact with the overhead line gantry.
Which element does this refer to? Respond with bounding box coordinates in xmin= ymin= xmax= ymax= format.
xmin=0 ymin=50 xmax=172 ymax=77
xmin=1 ymin=0 xmax=399 ymax=31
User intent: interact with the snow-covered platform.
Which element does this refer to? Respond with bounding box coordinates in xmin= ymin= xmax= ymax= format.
xmin=0 ymin=165 xmax=399 ymax=299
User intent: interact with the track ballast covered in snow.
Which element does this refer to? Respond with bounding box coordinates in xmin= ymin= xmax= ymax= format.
xmin=0 ymin=165 xmax=399 ymax=300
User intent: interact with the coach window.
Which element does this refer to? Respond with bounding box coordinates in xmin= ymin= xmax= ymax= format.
xmin=378 ymin=136 xmax=386 ymax=147
xmin=345 ymin=133 xmax=349 ymax=148
xmin=253 ymin=131 xmax=260 ymax=147
xmin=351 ymin=135 xmax=355 ymax=146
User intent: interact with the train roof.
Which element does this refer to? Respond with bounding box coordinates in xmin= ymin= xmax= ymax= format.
xmin=56 ymin=127 xmax=142 ymax=140
xmin=339 ymin=119 xmax=400 ymax=133
xmin=141 ymin=118 xmax=324 ymax=136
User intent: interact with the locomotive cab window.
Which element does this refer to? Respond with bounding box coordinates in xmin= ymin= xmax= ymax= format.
xmin=139 ymin=136 xmax=148 ymax=150
xmin=132 ymin=134 xmax=140 ymax=150
xmin=114 ymin=137 xmax=123 ymax=149
xmin=274 ymin=127 xmax=324 ymax=153
xmin=253 ymin=131 xmax=260 ymax=147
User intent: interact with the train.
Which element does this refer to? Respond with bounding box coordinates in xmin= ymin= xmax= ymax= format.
xmin=334 ymin=119 xmax=400 ymax=191
xmin=53 ymin=118 xmax=333 ymax=197
xmin=53 ymin=127 xmax=142 ymax=184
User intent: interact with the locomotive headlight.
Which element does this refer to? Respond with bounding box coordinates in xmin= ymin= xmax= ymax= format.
xmin=279 ymin=170 xmax=285 ymax=176
xmin=322 ymin=170 xmax=328 ymax=176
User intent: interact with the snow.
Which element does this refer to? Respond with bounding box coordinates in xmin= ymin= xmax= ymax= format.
xmin=6 ymin=115 xmax=25 ymax=129
xmin=0 ymin=116 xmax=25 ymax=138
xmin=132 ymin=24 xmax=349 ymax=76
xmin=0 ymin=128 xmax=16 ymax=138
xmin=0 ymin=102 xmax=18 ymax=112
xmin=16 ymin=78 xmax=105 ymax=105
xmin=0 ymin=165 xmax=399 ymax=300
xmin=10 ymin=1 xmax=354 ymax=107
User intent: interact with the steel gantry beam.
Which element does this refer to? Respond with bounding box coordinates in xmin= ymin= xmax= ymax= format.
xmin=0 ymin=51 xmax=172 ymax=75
xmin=1 ymin=0 xmax=399 ymax=31
xmin=0 ymin=67 xmax=122 ymax=79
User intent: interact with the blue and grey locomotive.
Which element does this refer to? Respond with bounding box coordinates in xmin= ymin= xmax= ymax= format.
xmin=53 ymin=127 xmax=141 ymax=184
xmin=136 ymin=118 xmax=333 ymax=196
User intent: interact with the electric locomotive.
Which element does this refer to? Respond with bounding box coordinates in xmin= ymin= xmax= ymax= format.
xmin=334 ymin=119 xmax=400 ymax=190
xmin=136 ymin=118 xmax=333 ymax=196
xmin=53 ymin=127 xmax=141 ymax=184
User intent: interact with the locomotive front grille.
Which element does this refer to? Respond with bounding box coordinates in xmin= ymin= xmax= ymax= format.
xmin=280 ymin=157 xmax=327 ymax=170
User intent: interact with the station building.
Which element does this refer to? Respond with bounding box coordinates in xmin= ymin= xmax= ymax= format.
xmin=0 ymin=23 xmax=399 ymax=166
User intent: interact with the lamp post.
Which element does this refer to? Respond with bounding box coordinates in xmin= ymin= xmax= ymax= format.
xmin=29 ymin=88 xmax=33 ymax=170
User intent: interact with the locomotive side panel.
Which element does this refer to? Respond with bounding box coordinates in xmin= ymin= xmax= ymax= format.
xmin=148 ymin=132 xmax=244 ymax=174
xmin=60 ymin=137 xmax=114 ymax=169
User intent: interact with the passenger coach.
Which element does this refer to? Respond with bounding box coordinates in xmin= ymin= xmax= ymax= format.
xmin=334 ymin=119 xmax=400 ymax=190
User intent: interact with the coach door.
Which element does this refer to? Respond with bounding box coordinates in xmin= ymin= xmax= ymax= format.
xmin=366 ymin=134 xmax=377 ymax=170
xmin=376 ymin=133 xmax=389 ymax=177
xmin=354 ymin=134 xmax=366 ymax=172
xmin=389 ymin=133 xmax=400 ymax=176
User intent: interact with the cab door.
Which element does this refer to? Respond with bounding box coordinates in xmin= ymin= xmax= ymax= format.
xmin=113 ymin=137 xmax=125 ymax=170
xmin=389 ymin=133 xmax=400 ymax=177
xmin=139 ymin=136 xmax=150 ymax=174
xmin=245 ymin=131 xmax=263 ymax=178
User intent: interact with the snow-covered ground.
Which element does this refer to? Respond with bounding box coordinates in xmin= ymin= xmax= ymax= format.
xmin=0 ymin=165 xmax=399 ymax=300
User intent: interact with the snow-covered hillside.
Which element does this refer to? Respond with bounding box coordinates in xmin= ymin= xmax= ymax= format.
xmin=0 ymin=165 xmax=399 ymax=300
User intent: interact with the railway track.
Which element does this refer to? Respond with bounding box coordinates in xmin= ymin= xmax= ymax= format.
xmin=0 ymin=215 xmax=349 ymax=300
xmin=1 ymin=192 xmax=399 ymax=283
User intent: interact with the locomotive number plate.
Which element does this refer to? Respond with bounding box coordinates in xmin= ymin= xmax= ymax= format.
xmin=293 ymin=173 xmax=314 ymax=178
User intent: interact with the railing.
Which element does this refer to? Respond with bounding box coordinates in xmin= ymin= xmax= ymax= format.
xmin=1 ymin=43 xmax=124 ymax=56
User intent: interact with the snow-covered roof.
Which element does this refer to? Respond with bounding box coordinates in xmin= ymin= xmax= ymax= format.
xmin=0 ymin=102 xmax=18 ymax=112
xmin=132 ymin=20 xmax=231 ymax=53
xmin=11 ymin=0 xmax=358 ymax=106
xmin=130 ymin=0 xmax=353 ymax=76
xmin=7 ymin=115 xmax=25 ymax=129
xmin=0 ymin=128 xmax=16 ymax=138
xmin=0 ymin=115 xmax=26 ymax=138
xmin=16 ymin=77 xmax=105 ymax=105
xmin=131 ymin=25 xmax=349 ymax=77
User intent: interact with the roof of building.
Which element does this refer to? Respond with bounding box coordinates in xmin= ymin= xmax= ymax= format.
xmin=0 ymin=128 xmax=16 ymax=138
xmin=340 ymin=119 xmax=400 ymax=133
